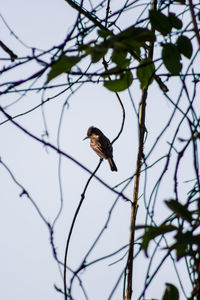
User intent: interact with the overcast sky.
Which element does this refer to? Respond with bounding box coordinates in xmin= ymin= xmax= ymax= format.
xmin=0 ymin=1 xmax=197 ymax=300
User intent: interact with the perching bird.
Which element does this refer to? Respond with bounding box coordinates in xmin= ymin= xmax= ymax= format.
xmin=84 ymin=126 xmax=118 ymax=172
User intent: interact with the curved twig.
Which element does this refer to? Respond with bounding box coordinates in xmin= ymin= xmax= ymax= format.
xmin=0 ymin=106 xmax=130 ymax=202
xmin=64 ymin=160 xmax=102 ymax=299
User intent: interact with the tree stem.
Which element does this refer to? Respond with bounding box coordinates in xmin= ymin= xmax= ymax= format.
xmin=125 ymin=88 xmax=147 ymax=299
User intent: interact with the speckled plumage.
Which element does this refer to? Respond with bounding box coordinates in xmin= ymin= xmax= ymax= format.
xmin=85 ymin=126 xmax=118 ymax=172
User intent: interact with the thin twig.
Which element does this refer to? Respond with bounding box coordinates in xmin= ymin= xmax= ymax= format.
xmin=64 ymin=0 xmax=168 ymax=93
xmin=64 ymin=160 xmax=102 ymax=299
xmin=0 ymin=106 xmax=130 ymax=202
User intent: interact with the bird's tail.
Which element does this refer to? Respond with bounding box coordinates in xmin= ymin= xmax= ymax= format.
xmin=108 ymin=157 xmax=118 ymax=172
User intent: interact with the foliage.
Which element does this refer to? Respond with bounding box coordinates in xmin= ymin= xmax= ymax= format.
xmin=1 ymin=1 xmax=200 ymax=300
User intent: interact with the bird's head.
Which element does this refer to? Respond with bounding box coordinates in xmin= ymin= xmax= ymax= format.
xmin=83 ymin=126 xmax=101 ymax=140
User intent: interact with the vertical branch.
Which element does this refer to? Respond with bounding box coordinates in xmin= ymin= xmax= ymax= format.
xmin=125 ymin=1 xmax=157 ymax=298
xmin=188 ymin=0 xmax=200 ymax=50
xmin=196 ymin=245 xmax=200 ymax=300
xmin=125 ymin=88 xmax=148 ymax=300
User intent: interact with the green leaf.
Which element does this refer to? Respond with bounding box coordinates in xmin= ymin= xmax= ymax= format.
xmin=162 ymin=43 xmax=182 ymax=74
xmin=141 ymin=225 xmax=177 ymax=257
xmin=176 ymin=231 xmax=200 ymax=245
xmin=137 ymin=58 xmax=155 ymax=89
xmin=177 ymin=36 xmax=193 ymax=58
xmin=123 ymin=39 xmax=141 ymax=56
xmin=90 ymin=45 xmax=108 ymax=63
xmin=79 ymin=42 xmax=108 ymax=63
xmin=98 ymin=29 xmax=111 ymax=38
xmin=170 ymin=241 xmax=188 ymax=260
xmin=171 ymin=232 xmax=192 ymax=259
xmin=112 ymin=50 xmax=127 ymax=65
xmin=102 ymin=59 xmax=131 ymax=78
xmin=116 ymin=26 xmax=156 ymax=42
xmin=162 ymin=283 xmax=179 ymax=300
xmin=165 ymin=200 xmax=193 ymax=222
xmin=149 ymin=10 xmax=172 ymax=36
xmin=47 ymin=55 xmax=81 ymax=83
xmin=104 ymin=70 xmax=133 ymax=92
xmin=112 ymin=39 xmax=142 ymax=56
xmin=173 ymin=0 xmax=185 ymax=3
xmin=172 ymin=231 xmax=200 ymax=259
xmin=168 ymin=13 xmax=183 ymax=29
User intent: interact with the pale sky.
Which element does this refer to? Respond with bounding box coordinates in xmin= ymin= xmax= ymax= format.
xmin=0 ymin=1 xmax=197 ymax=300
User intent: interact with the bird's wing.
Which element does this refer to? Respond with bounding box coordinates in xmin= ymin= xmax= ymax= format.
xmin=98 ymin=134 xmax=113 ymax=158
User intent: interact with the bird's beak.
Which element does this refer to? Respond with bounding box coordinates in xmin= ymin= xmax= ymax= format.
xmin=83 ymin=136 xmax=88 ymax=141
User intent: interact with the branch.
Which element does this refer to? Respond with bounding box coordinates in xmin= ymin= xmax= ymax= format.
xmin=125 ymin=2 xmax=157 ymax=298
xmin=0 ymin=106 xmax=130 ymax=202
xmin=64 ymin=0 xmax=168 ymax=93
xmin=63 ymin=160 xmax=102 ymax=299
xmin=188 ymin=0 xmax=200 ymax=51
xmin=0 ymin=40 xmax=18 ymax=61
xmin=64 ymin=0 xmax=106 ymax=31
xmin=125 ymin=88 xmax=148 ymax=299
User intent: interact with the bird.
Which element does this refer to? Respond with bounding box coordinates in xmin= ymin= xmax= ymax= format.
xmin=84 ymin=126 xmax=118 ymax=172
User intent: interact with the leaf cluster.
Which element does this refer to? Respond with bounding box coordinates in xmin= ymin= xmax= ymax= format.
xmin=149 ymin=10 xmax=193 ymax=74
xmin=47 ymin=26 xmax=156 ymax=92
xmin=140 ymin=199 xmax=199 ymax=260
xmin=46 ymin=7 xmax=193 ymax=92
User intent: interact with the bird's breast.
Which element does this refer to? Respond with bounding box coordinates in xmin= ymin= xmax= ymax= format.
xmin=90 ymin=135 xmax=106 ymax=159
